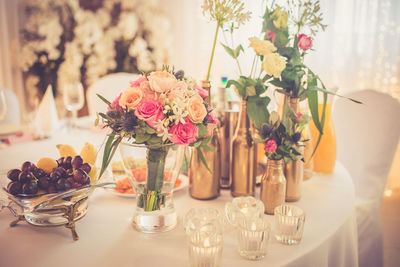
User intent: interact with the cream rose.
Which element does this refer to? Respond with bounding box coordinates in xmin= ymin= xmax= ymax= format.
xmin=148 ymin=71 xmax=178 ymax=93
xmin=249 ymin=37 xmax=276 ymax=56
xmin=119 ymin=86 xmax=143 ymax=110
xmin=168 ymin=81 xmax=188 ymax=100
xmin=187 ymin=95 xmax=207 ymax=124
xmin=262 ymin=53 xmax=287 ymax=78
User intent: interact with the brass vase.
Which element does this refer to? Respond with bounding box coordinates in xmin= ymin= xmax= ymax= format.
xmin=279 ymin=96 xmax=305 ymax=201
xmin=260 ymin=159 xmax=286 ymax=215
xmin=189 ymin=80 xmax=221 ymax=200
xmin=303 ymin=126 xmax=314 ymax=180
xmin=230 ymin=100 xmax=257 ymax=197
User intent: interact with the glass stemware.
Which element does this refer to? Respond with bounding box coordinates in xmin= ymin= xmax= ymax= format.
xmin=63 ymin=83 xmax=84 ymax=129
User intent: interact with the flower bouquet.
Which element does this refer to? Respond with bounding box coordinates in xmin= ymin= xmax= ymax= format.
xmin=97 ymin=67 xmax=217 ymax=232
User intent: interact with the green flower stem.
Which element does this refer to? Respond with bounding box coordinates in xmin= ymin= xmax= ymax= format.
xmin=143 ymin=147 xmax=168 ymax=211
xmin=206 ymin=21 xmax=221 ymax=81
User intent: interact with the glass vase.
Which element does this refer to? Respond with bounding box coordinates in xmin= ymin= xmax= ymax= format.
xmin=120 ymin=143 xmax=185 ymax=233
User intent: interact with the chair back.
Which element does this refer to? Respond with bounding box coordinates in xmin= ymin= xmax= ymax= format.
xmin=333 ymin=90 xmax=400 ymax=204
xmin=0 ymin=88 xmax=20 ymax=125
xmin=86 ymin=72 xmax=139 ymax=115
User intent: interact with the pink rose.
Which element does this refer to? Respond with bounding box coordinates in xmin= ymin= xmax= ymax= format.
xmin=264 ymin=139 xmax=278 ymax=153
xmin=168 ymin=119 xmax=198 ymax=145
xmin=193 ymin=84 xmax=208 ymax=99
xmin=119 ymin=87 xmax=143 ymax=110
xmin=297 ymin=34 xmax=312 ymax=51
xmin=130 ymin=77 xmax=147 ymax=87
xmin=296 ymin=112 xmax=302 ymax=123
xmin=264 ymin=30 xmax=276 ymax=41
xmin=148 ymin=71 xmax=178 ymax=93
xmin=108 ymin=93 xmax=122 ymax=110
xmin=135 ymin=98 xmax=165 ymax=129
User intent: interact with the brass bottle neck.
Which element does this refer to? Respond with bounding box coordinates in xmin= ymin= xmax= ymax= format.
xmin=200 ymin=80 xmax=211 ymax=105
xmin=266 ymin=159 xmax=284 ymax=170
xmin=237 ymin=100 xmax=248 ymax=129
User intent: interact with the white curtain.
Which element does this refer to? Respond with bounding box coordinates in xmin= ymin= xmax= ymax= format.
xmin=0 ymin=0 xmax=25 ymax=115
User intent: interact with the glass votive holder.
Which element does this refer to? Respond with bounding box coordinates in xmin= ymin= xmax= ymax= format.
xmin=236 ymin=216 xmax=270 ymax=260
xmin=274 ymin=205 xmax=305 ymax=245
xmin=183 ymin=208 xmax=224 ymax=267
xmin=225 ymin=196 xmax=264 ymax=227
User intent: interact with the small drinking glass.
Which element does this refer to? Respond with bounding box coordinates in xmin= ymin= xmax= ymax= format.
xmin=63 ymin=83 xmax=84 ymax=129
xmin=274 ymin=205 xmax=305 ymax=245
xmin=0 ymin=90 xmax=8 ymax=121
xmin=236 ymin=216 xmax=270 ymax=260
xmin=183 ymin=208 xmax=224 ymax=267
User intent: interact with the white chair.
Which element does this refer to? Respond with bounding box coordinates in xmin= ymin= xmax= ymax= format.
xmin=333 ymin=89 xmax=400 ymax=267
xmin=86 ymin=72 xmax=139 ymax=116
xmin=0 ymin=88 xmax=20 ymax=125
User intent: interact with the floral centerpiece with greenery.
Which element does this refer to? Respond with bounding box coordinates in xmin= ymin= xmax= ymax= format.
xmin=97 ymin=67 xmax=217 ymax=211
xmin=260 ymin=109 xmax=310 ymax=162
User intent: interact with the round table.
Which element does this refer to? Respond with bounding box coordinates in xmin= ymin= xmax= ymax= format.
xmin=0 ymin=128 xmax=358 ymax=267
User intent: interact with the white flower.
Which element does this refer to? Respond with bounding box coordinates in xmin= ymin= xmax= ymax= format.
xmin=155 ymin=119 xmax=171 ymax=142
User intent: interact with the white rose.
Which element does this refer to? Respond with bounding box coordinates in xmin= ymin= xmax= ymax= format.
xmin=262 ymin=53 xmax=287 ymax=78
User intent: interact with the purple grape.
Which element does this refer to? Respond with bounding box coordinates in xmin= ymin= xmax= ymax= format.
xmin=21 ymin=161 xmax=36 ymax=172
xmin=80 ymin=163 xmax=91 ymax=174
xmin=53 ymin=167 xmax=67 ymax=178
xmin=82 ymin=176 xmax=91 ymax=185
xmin=64 ymin=156 xmax=72 ymax=169
xmin=22 ymin=181 xmax=38 ymax=195
xmin=49 ymin=171 xmax=62 ymax=182
xmin=55 ymin=178 xmax=66 ymax=191
xmin=47 ymin=184 xmax=57 ymax=194
xmin=38 ymin=176 xmax=50 ymax=189
xmin=57 ymin=157 xmax=65 ymax=167
xmin=72 ymin=156 xmax=83 ymax=169
xmin=64 ymin=180 xmax=72 ymax=190
xmin=73 ymin=169 xmax=87 ymax=184
xmin=7 ymin=181 xmax=22 ymax=195
xmin=32 ymin=168 xmax=46 ymax=179
xmin=7 ymin=169 xmax=21 ymax=181
xmin=18 ymin=171 xmax=34 ymax=183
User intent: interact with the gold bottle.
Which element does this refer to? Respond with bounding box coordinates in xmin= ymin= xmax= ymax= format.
xmin=260 ymin=159 xmax=286 ymax=215
xmin=189 ymin=80 xmax=221 ymax=199
xmin=230 ymin=100 xmax=257 ymax=197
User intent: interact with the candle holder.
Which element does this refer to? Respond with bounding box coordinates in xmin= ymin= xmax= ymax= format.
xmin=183 ymin=208 xmax=224 ymax=267
xmin=274 ymin=205 xmax=305 ymax=245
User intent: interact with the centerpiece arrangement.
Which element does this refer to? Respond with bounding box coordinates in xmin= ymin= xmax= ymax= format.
xmin=97 ymin=67 xmax=217 ymax=232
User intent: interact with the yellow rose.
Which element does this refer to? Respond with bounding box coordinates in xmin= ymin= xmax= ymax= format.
xmin=262 ymin=53 xmax=287 ymax=78
xmin=119 ymin=86 xmax=143 ymax=110
xmin=271 ymin=6 xmax=288 ymax=29
xmin=187 ymin=95 xmax=207 ymax=124
xmin=249 ymin=37 xmax=276 ymax=56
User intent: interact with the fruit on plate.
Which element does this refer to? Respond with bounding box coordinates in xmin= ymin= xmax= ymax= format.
xmin=80 ymin=142 xmax=97 ymax=165
xmin=56 ymin=144 xmax=77 ymax=157
xmin=36 ymin=157 xmax=58 ymax=174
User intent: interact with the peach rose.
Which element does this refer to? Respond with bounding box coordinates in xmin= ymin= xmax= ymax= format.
xmin=187 ymin=95 xmax=207 ymax=124
xmin=119 ymin=87 xmax=143 ymax=110
xmin=140 ymin=80 xmax=157 ymax=99
xmin=148 ymin=71 xmax=178 ymax=93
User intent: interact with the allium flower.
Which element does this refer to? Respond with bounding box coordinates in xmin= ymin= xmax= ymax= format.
xmin=264 ymin=139 xmax=278 ymax=153
xmin=260 ymin=123 xmax=273 ymax=139
xmin=123 ymin=111 xmax=138 ymax=132
xmin=292 ymin=132 xmax=301 ymax=143
xmin=202 ymin=0 xmax=251 ymax=26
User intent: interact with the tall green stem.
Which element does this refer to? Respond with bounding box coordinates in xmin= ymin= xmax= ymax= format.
xmin=206 ymin=21 xmax=221 ymax=81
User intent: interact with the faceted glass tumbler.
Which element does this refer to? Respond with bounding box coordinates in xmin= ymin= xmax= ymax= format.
xmin=183 ymin=208 xmax=224 ymax=267
xmin=236 ymin=216 xmax=270 ymax=260
xmin=274 ymin=205 xmax=305 ymax=245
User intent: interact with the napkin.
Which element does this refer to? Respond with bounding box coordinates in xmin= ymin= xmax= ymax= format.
xmin=33 ymin=85 xmax=60 ymax=136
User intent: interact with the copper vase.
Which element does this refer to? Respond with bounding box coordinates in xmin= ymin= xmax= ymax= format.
xmin=189 ymin=80 xmax=221 ymax=199
xmin=230 ymin=100 xmax=257 ymax=197
xmin=260 ymin=159 xmax=286 ymax=215
xmin=279 ymin=96 xmax=305 ymax=201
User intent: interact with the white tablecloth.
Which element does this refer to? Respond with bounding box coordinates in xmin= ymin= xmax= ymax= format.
xmin=0 ymin=128 xmax=358 ymax=267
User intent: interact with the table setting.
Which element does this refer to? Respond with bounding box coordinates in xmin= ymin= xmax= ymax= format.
xmin=0 ymin=0 xmax=368 ymax=266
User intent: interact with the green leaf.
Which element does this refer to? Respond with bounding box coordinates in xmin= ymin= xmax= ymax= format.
xmin=196 ymin=147 xmax=212 ymax=173
xmin=100 ymin=134 xmax=116 ymax=179
xmin=97 ymin=94 xmax=111 ymax=106
xmin=147 ymin=135 xmax=162 ymax=145
xmin=200 ymin=142 xmax=214 ymax=152
xmin=226 ymin=79 xmax=245 ymax=99
xmin=197 ymin=124 xmax=208 ymax=137
xmin=246 ymin=86 xmax=256 ymax=96
xmin=135 ymin=133 xmax=151 ymax=143
xmin=233 ymin=45 xmax=244 ymax=58
xmin=145 ymin=126 xmax=156 ymax=134
xmin=247 ymin=96 xmax=270 ymax=128
xmin=221 ymin=43 xmax=236 ymax=59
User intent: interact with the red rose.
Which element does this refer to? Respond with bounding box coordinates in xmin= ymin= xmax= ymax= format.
xmin=297 ymin=34 xmax=312 ymax=51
